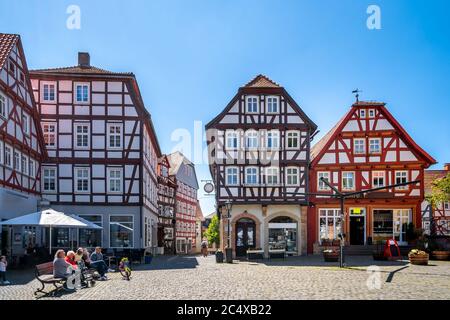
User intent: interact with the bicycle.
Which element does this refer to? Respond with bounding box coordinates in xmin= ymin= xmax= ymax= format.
xmin=118 ymin=257 xmax=131 ymax=281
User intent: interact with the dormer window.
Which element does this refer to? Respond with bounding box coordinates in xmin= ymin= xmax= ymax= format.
xmin=359 ymin=109 xmax=366 ymax=118
xmin=246 ymin=96 xmax=258 ymax=113
xmin=267 ymin=96 xmax=279 ymax=113
xmin=369 ymin=109 xmax=375 ymax=118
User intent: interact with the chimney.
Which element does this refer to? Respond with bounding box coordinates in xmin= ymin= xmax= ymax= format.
xmin=444 ymin=163 xmax=450 ymax=171
xmin=78 ymin=52 xmax=90 ymax=68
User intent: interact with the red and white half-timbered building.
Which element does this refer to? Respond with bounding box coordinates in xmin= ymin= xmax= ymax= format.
xmin=29 ymin=52 xmax=161 ymax=251
xmin=206 ymin=75 xmax=317 ymax=257
xmin=308 ymin=101 xmax=436 ymax=253
xmin=0 ymin=34 xmax=47 ymax=254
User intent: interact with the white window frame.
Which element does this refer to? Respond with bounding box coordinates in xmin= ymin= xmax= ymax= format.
xmin=266 ymin=130 xmax=280 ymax=150
xmin=0 ymin=140 xmax=3 ymax=165
xmin=444 ymin=201 xmax=450 ymax=210
xmin=109 ymin=214 xmax=134 ymax=249
xmin=225 ymin=130 xmax=239 ymax=150
xmin=42 ymin=82 xmax=56 ymax=102
xmin=372 ymin=171 xmax=385 ymax=188
xmin=225 ymin=167 xmax=239 ymax=186
xmin=369 ymin=138 xmax=381 ymax=154
xmin=74 ymin=123 xmax=90 ymax=149
xmin=265 ymin=167 xmax=279 ymax=186
xmin=359 ymin=109 xmax=366 ymax=118
xmin=342 ymin=171 xmax=355 ymax=191
xmin=74 ymin=82 xmax=90 ymax=103
xmin=21 ymin=154 xmax=28 ymax=175
xmin=246 ymin=96 xmax=259 ymax=113
xmin=395 ymin=171 xmax=408 ymax=190
xmin=42 ymin=122 xmax=57 ymax=148
xmin=22 ymin=113 xmax=30 ymax=136
xmin=4 ymin=145 xmax=12 ymax=168
xmin=0 ymin=91 xmax=7 ymax=119
xmin=368 ymin=109 xmax=375 ymax=118
xmin=29 ymin=159 xmax=35 ymax=178
xmin=107 ymin=123 xmax=122 ymax=149
xmin=13 ymin=150 xmax=20 ymax=172
xmin=245 ymin=130 xmax=258 ymax=149
xmin=354 ymin=138 xmax=365 ymax=154
xmin=245 ymin=167 xmax=259 ymax=185
xmin=74 ymin=167 xmax=90 ymax=193
xmin=43 ymin=167 xmax=57 ymax=193
xmin=319 ymin=208 xmax=342 ymax=242
xmin=286 ymin=131 xmax=300 ymax=149
xmin=266 ymin=96 xmax=279 ymax=113
xmin=286 ymin=167 xmax=299 ymax=186
xmin=107 ymin=167 xmax=123 ymax=193
xmin=318 ymin=172 xmax=330 ymax=191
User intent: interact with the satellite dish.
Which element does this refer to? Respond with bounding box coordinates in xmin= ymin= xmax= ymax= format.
xmin=204 ymin=182 xmax=214 ymax=194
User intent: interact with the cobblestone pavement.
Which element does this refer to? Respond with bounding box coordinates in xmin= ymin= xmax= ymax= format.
xmin=1 ymin=255 xmax=449 ymax=300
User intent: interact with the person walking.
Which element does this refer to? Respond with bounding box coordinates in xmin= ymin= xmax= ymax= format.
xmin=0 ymin=255 xmax=10 ymax=285
xmin=201 ymin=238 xmax=208 ymax=257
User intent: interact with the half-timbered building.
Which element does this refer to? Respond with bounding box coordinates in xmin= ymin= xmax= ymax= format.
xmin=29 ymin=52 xmax=161 ymax=251
xmin=0 ymin=33 xmax=47 ymax=254
xmin=422 ymin=164 xmax=450 ymax=236
xmin=308 ymin=101 xmax=436 ymax=253
xmin=206 ymin=75 xmax=317 ymax=257
xmin=157 ymin=155 xmax=177 ymax=254
xmin=167 ymin=151 xmax=199 ymax=254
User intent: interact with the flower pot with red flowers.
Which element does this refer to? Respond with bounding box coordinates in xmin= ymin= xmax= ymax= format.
xmin=323 ymin=249 xmax=339 ymax=262
xmin=408 ymin=249 xmax=429 ymax=265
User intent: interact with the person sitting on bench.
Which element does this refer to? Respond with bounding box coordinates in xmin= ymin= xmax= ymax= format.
xmin=90 ymin=247 xmax=113 ymax=281
xmin=65 ymin=251 xmax=78 ymax=269
xmin=53 ymin=250 xmax=73 ymax=279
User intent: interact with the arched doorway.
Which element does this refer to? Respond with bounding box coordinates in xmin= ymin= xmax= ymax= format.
xmin=268 ymin=216 xmax=298 ymax=255
xmin=235 ymin=218 xmax=256 ymax=257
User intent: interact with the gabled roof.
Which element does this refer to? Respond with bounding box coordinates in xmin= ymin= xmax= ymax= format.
xmin=167 ymin=151 xmax=199 ymax=189
xmin=30 ymin=65 xmax=134 ymax=77
xmin=311 ymin=101 xmax=436 ymax=166
xmin=243 ymin=74 xmax=280 ymax=88
xmin=0 ymin=33 xmax=19 ymax=70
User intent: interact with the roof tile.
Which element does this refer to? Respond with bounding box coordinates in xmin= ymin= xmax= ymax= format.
xmin=0 ymin=33 xmax=19 ymax=70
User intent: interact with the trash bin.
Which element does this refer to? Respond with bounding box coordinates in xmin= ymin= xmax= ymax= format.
xmin=215 ymin=251 xmax=224 ymax=263
xmin=225 ymin=248 xmax=233 ymax=263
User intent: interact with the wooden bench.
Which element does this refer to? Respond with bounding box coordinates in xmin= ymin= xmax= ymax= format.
xmin=34 ymin=262 xmax=67 ymax=296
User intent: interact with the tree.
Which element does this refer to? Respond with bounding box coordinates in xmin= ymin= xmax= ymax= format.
xmin=204 ymin=215 xmax=220 ymax=247
xmin=426 ymin=173 xmax=450 ymax=207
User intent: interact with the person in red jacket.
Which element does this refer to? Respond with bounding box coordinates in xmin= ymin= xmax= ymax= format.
xmin=65 ymin=251 xmax=78 ymax=269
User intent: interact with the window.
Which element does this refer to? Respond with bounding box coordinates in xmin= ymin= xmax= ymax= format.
xmin=42 ymin=123 xmax=57 ymax=148
xmin=108 ymin=168 xmax=122 ymax=193
xmin=369 ymin=109 xmax=375 ymax=118
xmin=21 ymin=155 xmax=28 ymax=175
xmin=444 ymin=201 xmax=450 ymax=210
xmin=395 ymin=171 xmax=408 ymax=190
xmin=75 ymin=167 xmax=89 ymax=192
xmin=75 ymin=83 xmax=89 ymax=102
xmin=369 ymin=138 xmax=381 ymax=154
xmin=108 ymin=124 xmax=122 ymax=148
xmin=19 ymin=71 xmax=25 ymax=83
xmin=13 ymin=151 xmax=20 ymax=172
xmin=110 ymin=216 xmax=134 ymax=248
xmin=75 ymin=124 xmax=89 ymax=148
xmin=29 ymin=159 xmax=35 ymax=177
xmin=342 ymin=172 xmax=355 ymax=190
xmin=43 ymin=167 xmax=57 ymax=192
xmin=372 ymin=171 xmax=385 ymax=188
xmin=267 ymin=96 xmax=278 ymax=113
xmin=318 ymin=172 xmax=330 ymax=190
xmin=5 ymin=145 xmax=12 ymax=168
xmin=8 ymin=59 xmax=15 ymax=74
xmin=245 ymin=131 xmax=258 ymax=149
xmin=22 ymin=113 xmax=30 ymax=135
xmin=266 ymin=130 xmax=280 ymax=149
xmin=360 ymin=109 xmax=366 ymax=118
xmin=226 ymin=131 xmax=239 ymax=149
xmin=226 ymin=167 xmax=239 ymax=185
xmin=319 ymin=209 xmax=342 ymax=241
xmin=354 ymin=138 xmax=365 ymax=154
xmin=43 ymin=84 xmax=55 ymax=101
xmin=286 ymin=131 xmax=299 ymax=149
xmin=0 ymin=92 xmax=7 ymax=118
xmin=286 ymin=167 xmax=299 ymax=186
xmin=245 ymin=167 xmax=258 ymax=185
xmin=246 ymin=96 xmax=258 ymax=113
xmin=78 ymin=215 xmax=102 ymax=248
xmin=266 ymin=167 xmax=279 ymax=185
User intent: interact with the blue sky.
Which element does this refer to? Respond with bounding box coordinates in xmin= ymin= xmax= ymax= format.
xmin=1 ymin=0 xmax=449 ymax=215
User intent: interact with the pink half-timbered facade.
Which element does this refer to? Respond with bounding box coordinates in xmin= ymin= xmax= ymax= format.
xmin=206 ymin=75 xmax=317 ymax=257
xmin=308 ymin=101 xmax=436 ymax=253
xmin=29 ymin=53 xmax=161 ymax=250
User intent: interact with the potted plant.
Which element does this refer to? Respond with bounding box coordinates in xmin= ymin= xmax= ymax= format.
xmin=323 ymin=249 xmax=339 ymax=262
xmin=215 ymin=250 xmax=224 ymax=263
xmin=331 ymin=239 xmax=340 ymax=247
xmin=408 ymin=249 xmax=429 ymax=265
xmin=321 ymin=239 xmax=332 ymax=247
xmin=431 ymin=250 xmax=450 ymax=261
xmin=372 ymin=241 xmax=386 ymax=261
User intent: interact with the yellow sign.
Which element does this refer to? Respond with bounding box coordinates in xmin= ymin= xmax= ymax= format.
xmin=352 ymin=208 xmax=362 ymax=214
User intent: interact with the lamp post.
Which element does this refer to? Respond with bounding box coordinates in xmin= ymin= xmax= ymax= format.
xmin=225 ymin=200 xmax=233 ymax=263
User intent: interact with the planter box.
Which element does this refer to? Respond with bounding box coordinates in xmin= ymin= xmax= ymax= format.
xmin=408 ymin=253 xmax=429 ymax=265
xmin=247 ymin=250 xmax=264 ymax=261
xmin=323 ymin=252 xmax=339 ymax=262
xmin=269 ymin=249 xmax=285 ymax=259
xmin=431 ymin=251 xmax=450 ymax=261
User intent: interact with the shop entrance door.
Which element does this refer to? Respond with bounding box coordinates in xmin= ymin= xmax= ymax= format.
xmin=393 ymin=209 xmax=410 ymax=245
xmin=350 ymin=208 xmax=365 ymax=245
xmin=235 ymin=218 xmax=255 ymax=257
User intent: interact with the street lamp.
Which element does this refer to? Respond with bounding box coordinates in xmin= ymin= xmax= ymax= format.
xmin=224 ymin=200 xmax=233 ymax=263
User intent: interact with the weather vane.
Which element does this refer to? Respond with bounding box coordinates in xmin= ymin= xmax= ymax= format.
xmin=352 ymin=89 xmax=362 ymax=102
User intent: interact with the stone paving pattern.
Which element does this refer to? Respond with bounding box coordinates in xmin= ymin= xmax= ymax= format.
xmin=0 ymin=255 xmax=449 ymax=300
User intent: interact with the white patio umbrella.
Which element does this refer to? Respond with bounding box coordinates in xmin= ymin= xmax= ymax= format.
xmin=0 ymin=209 xmax=102 ymax=254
